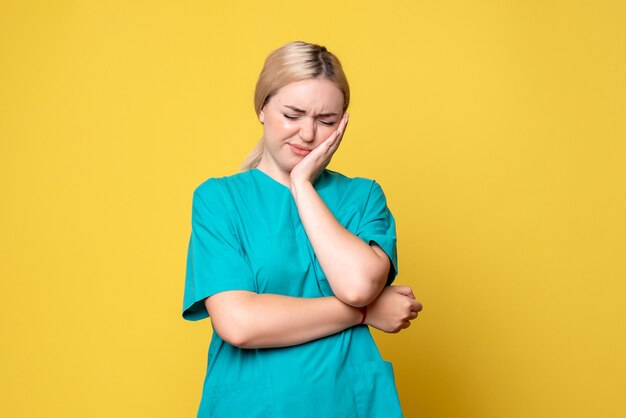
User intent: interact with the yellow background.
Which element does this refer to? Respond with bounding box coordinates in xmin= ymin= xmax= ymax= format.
xmin=1 ymin=1 xmax=625 ymax=417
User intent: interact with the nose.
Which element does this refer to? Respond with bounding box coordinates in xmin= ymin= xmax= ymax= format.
xmin=298 ymin=119 xmax=316 ymax=142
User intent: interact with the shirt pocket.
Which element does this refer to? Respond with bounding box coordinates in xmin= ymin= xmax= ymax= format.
xmin=201 ymin=377 xmax=276 ymax=418
xmin=350 ymin=360 xmax=404 ymax=418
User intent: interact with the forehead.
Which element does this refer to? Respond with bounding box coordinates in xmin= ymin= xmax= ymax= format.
xmin=272 ymin=79 xmax=344 ymax=113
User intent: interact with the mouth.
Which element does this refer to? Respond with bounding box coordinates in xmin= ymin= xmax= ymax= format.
xmin=288 ymin=143 xmax=312 ymax=156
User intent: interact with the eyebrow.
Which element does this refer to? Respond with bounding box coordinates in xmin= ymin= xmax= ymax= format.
xmin=284 ymin=105 xmax=338 ymax=118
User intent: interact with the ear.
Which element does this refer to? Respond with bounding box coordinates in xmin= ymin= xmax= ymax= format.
xmin=259 ymin=109 xmax=265 ymax=124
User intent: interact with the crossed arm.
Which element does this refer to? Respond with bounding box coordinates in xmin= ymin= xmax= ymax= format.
xmin=205 ymin=114 xmax=421 ymax=349
xmin=204 ymin=176 xmax=419 ymax=349
xmin=289 ymin=179 xmax=391 ymax=307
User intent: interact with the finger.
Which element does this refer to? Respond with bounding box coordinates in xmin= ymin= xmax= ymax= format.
xmin=307 ymin=132 xmax=339 ymax=160
xmin=401 ymin=320 xmax=411 ymax=329
xmin=323 ymin=128 xmax=344 ymax=158
xmin=314 ymin=135 xmax=338 ymax=163
xmin=309 ymin=113 xmax=349 ymax=160
xmin=410 ymin=300 xmax=423 ymax=312
xmin=332 ymin=128 xmax=343 ymax=145
xmin=392 ymin=286 xmax=414 ymax=297
xmin=337 ymin=112 xmax=349 ymax=133
xmin=330 ymin=129 xmax=344 ymax=151
xmin=332 ymin=113 xmax=349 ymax=143
xmin=320 ymin=128 xmax=341 ymax=152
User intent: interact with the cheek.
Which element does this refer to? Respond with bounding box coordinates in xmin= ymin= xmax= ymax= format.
xmin=265 ymin=117 xmax=298 ymax=138
xmin=316 ymin=126 xmax=336 ymax=142
xmin=281 ymin=120 xmax=298 ymax=132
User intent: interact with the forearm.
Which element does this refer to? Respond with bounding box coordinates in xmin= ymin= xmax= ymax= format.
xmin=205 ymin=291 xmax=362 ymax=349
xmin=290 ymin=180 xmax=389 ymax=306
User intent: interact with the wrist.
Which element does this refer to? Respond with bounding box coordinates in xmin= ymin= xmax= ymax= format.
xmin=290 ymin=176 xmax=312 ymax=187
xmin=289 ymin=177 xmax=313 ymax=198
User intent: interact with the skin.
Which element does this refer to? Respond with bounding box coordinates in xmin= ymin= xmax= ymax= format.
xmin=205 ymin=78 xmax=423 ymax=349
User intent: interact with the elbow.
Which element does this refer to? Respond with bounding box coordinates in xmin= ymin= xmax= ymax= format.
xmin=339 ymin=274 xmax=388 ymax=308
xmin=213 ymin=320 xmax=253 ymax=348
xmin=205 ymin=291 xmax=259 ymax=349
xmin=340 ymin=282 xmax=382 ymax=307
xmin=340 ymin=291 xmax=372 ymax=308
xmin=211 ymin=309 xmax=256 ymax=349
xmin=217 ymin=325 xmax=249 ymax=348
xmin=338 ymin=259 xmax=390 ymax=307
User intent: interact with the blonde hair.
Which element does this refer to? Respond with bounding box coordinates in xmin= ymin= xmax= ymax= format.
xmin=240 ymin=41 xmax=350 ymax=171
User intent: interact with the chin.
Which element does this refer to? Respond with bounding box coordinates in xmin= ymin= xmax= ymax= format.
xmin=279 ymin=155 xmax=303 ymax=172
xmin=274 ymin=160 xmax=295 ymax=174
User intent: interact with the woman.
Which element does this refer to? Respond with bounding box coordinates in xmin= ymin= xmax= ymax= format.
xmin=183 ymin=41 xmax=422 ymax=418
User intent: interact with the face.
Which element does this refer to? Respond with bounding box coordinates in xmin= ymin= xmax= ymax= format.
xmin=258 ymin=78 xmax=345 ymax=179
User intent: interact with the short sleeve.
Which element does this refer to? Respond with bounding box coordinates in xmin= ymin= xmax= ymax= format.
xmin=355 ymin=181 xmax=398 ymax=285
xmin=182 ymin=181 xmax=256 ymax=321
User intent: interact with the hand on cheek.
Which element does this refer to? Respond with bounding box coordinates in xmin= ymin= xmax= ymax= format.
xmin=290 ymin=113 xmax=349 ymax=186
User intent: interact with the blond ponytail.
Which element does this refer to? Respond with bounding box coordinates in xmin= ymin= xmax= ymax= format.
xmin=239 ymin=138 xmax=264 ymax=171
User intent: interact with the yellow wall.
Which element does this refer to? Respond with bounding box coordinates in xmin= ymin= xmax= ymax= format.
xmin=1 ymin=1 xmax=625 ymax=417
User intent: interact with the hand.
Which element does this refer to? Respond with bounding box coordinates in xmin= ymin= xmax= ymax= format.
xmin=290 ymin=112 xmax=349 ymax=186
xmin=365 ymin=286 xmax=423 ymax=333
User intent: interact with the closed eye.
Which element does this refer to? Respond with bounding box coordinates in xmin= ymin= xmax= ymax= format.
xmin=284 ymin=113 xmax=337 ymax=126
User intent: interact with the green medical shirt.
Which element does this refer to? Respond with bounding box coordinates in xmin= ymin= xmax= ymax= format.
xmin=183 ymin=168 xmax=403 ymax=418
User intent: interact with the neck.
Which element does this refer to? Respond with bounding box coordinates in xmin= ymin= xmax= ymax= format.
xmin=256 ymin=157 xmax=291 ymax=188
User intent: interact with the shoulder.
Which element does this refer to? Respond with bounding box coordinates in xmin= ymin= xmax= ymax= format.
xmin=193 ymin=170 xmax=254 ymax=199
xmin=318 ymin=170 xmax=391 ymax=214
xmin=191 ymin=171 xmax=255 ymax=215
xmin=322 ymin=169 xmax=375 ymax=188
xmin=321 ymin=169 xmax=386 ymax=199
